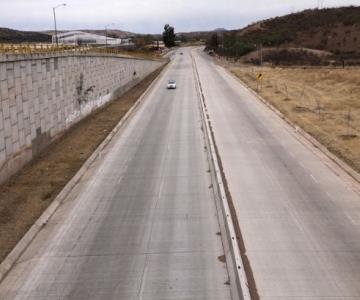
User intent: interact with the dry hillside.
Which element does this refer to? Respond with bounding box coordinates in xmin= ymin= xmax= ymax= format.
xmin=207 ymin=6 xmax=360 ymax=64
xmin=0 ymin=28 xmax=51 ymax=43
xmin=237 ymin=6 xmax=360 ymax=54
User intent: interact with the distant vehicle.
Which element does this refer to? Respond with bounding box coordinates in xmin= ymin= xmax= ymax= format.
xmin=167 ymin=80 xmax=176 ymax=89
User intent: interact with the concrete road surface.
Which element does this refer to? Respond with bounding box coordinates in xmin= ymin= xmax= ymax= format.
xmin=193 ymin=48 xmax=360 ymax=299
xmin=0 ymin=49 xmax=232 ymax=299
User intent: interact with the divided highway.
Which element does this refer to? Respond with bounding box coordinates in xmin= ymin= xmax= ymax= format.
xmin=2 ymin=46 xmax=360 ymax=300
xmin=193 ymin=48 xmax=360 ymax=299
xmin=0 ymin=49 xmax=233 ymax=299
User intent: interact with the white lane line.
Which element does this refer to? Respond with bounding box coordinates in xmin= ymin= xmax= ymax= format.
xmin=347 ymin=215 xmax=358 ymax=225
xmin=138 ymin=262 xmax=148 ymax=300
xmin=310 ymin=174 xmax=318 ymax=183
xmin=117 ymin=175 xmax=124 ymax=184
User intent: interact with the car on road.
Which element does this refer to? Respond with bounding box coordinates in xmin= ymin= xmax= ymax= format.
xmin=167 ymin=80 xmax=176 ymax=89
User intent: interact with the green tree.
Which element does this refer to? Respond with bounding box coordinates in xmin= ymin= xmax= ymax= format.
xmin=162 ymin=24 xmax=176 ymax=47
xmin=206 ymin=33 xmax=219 ymax=50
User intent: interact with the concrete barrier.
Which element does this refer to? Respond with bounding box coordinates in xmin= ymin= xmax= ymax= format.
xmin=191 ymin=50 xmax=251 ymax=300
xmin=0 ymin=58 xmax=170 ymax=284
xmin=0 ymin=53 xmax=165 ymax=184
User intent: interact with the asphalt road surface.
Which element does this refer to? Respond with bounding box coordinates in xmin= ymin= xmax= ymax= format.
xmin=193 ymin=48 xmax=360 ymax=299
xmin=0 ymin=49 xmax=232 ymax=299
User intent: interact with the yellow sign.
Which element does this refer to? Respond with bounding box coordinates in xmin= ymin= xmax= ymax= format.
xmin=257 ymin=73 xmax=263 ymax=80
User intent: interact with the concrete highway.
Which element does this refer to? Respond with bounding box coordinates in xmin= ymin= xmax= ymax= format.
xmin=0 ymin=49 xmax=232 ymax=299
xmin=2 ymin=46 xmax=360 ymax=300
xmin=193 ymin=48 xmax=360 ymax=299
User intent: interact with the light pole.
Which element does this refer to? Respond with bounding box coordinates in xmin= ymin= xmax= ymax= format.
xmin=105 ymin=23 xmax=115 ymax=48
xmin=53 ymin=3 xmax=66 ymax=47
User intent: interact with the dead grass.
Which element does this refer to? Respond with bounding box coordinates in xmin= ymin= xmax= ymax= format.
xmin=117 ymin=50 xmax=163 ymax=60
xmin=0 ymin=65 xmax=166 ymax=264
xmin=223 ymin=62 xmax=360 ymax=173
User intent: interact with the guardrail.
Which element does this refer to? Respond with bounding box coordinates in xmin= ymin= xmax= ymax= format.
xmin=0 ymin=43 xmax=130 ymax=56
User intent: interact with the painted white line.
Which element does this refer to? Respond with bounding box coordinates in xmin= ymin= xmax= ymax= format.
xmin=138 ymin=261 xmax=148 ymax=300
xmin=310 ymin=174 xmax=318 ymax=183
xmin=347 ymin=215 xmax=358 ymax=225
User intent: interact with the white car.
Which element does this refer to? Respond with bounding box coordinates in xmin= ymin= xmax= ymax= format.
xmin=167 ymin=80 xmax=176 ymax=89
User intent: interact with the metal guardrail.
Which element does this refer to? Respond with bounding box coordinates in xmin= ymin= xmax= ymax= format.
xmin=0 ymin=43 xmax=130 ymax=56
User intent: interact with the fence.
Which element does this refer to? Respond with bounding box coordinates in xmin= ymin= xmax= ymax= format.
xmin=257 ymin=76 xmax=360 ymax=137
xmin=0 ymin=43 xmax=131 ymax=56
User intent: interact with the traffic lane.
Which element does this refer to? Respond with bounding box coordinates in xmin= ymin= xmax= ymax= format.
xmin=193 ymin=49 xmax=360 ymax=299
xmin=0 ymin=49 xmax=232 ymax=299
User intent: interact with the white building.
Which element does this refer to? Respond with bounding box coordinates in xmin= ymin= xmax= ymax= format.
xmin=53 ymin=31 xmax=122 ymax=46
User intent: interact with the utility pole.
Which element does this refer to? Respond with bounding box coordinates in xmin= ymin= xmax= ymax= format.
xmin=258 ymin=43 xmax=263 ymax=66
xmin=105 ymin=23 xmax=115 ymax=48
xmin=53 ymin=3 xmax=66 ymax=47
xmin=317 ymin=0 xmax=325 ymax=9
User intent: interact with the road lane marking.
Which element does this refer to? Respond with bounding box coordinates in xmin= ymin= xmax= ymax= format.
xmin=310 ymin=174 xmax=318 ymax=183
xmin=138 ymin=261 xmax=149 ymax=300
xmin=347 ymin=215 xmax=358 ymax=225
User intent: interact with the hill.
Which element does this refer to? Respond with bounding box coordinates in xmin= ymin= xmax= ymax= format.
xmin=207 ymin=6 xmax=360 ymax=64
xmin=237 ymin=6 xmax=360 ymax=53
xmin=0 ymin=28 xmax=51 ymax=43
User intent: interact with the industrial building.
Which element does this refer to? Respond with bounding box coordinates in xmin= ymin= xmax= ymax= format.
xmin=52 ymin=31 xmax=122 ymax=46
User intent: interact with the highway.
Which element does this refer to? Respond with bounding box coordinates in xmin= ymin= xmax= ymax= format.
xmin=0 ymin=49 xmax=232 ymax=299
xmin=1 ymin=46 xmax=360 ymax=300
xmin=193 ymin=48 xmax=360 ymax=299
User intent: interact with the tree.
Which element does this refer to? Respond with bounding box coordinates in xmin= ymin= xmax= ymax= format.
xmin=162 ymin=24 xmax=176 ymax=47
xmin=206 ymin=33 xmax=219 ymax=50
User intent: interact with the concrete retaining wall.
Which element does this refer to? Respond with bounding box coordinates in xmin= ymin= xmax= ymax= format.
xmin=0 ymin=53 xmax=164 ymax=184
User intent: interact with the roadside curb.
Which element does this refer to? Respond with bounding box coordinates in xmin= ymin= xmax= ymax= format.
xmin=0 ymin=60 xmax=170 ymax=284
xmin=224 ymin=67 xmax=360 ymax=185
xmin=191 ymin=50 xmax=251 ymax=300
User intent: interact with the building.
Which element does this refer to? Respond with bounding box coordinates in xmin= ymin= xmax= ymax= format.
xmin=52 ymin=31 xmax=122 ymax=46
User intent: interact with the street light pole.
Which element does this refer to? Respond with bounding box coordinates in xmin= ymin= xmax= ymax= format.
xmin=105 ymin=23 xmax=115 ymax=48
xmin=53 ymin=3 xmax=66 ymax=47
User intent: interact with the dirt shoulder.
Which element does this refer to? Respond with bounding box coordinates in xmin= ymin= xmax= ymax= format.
xmin=0 ymin=65 xmax=165 ymax=263
xmin=219 ymin=60 xmax=360 ymax=174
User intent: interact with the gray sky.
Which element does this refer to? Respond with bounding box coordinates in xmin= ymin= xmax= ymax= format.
xmin=1 ymin=0 xmax=359 ymax=34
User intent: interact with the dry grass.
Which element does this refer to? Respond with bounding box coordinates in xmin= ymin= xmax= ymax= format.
xmin=223 ymin=62 xmax=360 ymax=173
xmin=0 ymin=65 xmax=165 ymax=264
xmin=118 ymin=50 xmax=163 ymax=60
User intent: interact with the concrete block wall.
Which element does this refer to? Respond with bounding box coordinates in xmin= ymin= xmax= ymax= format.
xmin=0 ymin=53 xmax=164 ymax=184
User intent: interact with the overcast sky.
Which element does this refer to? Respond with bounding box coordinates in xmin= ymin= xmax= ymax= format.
xmin=1 ymin=0 xmax=358 ymax=34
